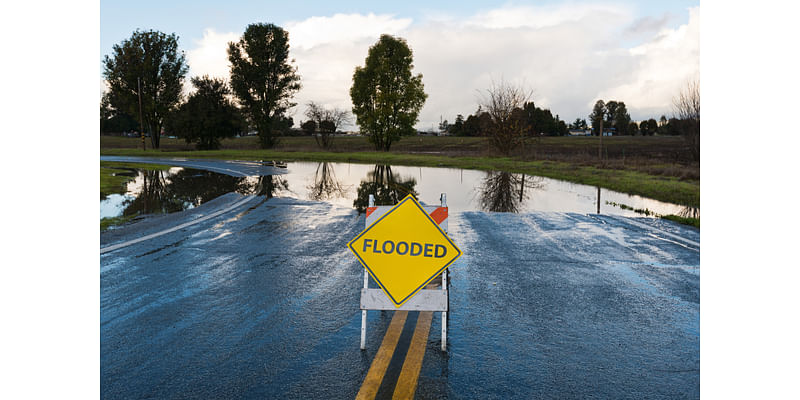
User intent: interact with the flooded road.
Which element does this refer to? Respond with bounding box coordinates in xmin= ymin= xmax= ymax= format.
xmin=100 ymin=157 xmax=699 ymax=398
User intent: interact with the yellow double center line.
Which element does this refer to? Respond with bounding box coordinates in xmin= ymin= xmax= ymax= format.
xmin=356 ymin=311 xmax=434 ymax=400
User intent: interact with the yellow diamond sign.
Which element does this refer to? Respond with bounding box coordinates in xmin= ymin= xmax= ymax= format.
xmin=348 ymin=195 xmax=462 ymax=307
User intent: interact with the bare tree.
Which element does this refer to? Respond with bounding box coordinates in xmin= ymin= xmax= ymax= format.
xmin=305 ymin=101 xmax=352 ymax=149
xmin=673 ymin=79 xmax=700 ymax=161
xmin=306 ymin=162 xmax=350 ymax=201
xmin=479 ymin=80 xmax=533 ymax=155
xmin=477 ymin=171 xmax=543 ymax=213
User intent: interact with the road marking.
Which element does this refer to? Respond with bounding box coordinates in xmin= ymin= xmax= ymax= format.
xmin=393 ymin=311 xmax=433 ymax=399
xmin=356 ymin=311 xmax=408 ymax=400
xmin=100 ymin=195 xmax=257 ymax=254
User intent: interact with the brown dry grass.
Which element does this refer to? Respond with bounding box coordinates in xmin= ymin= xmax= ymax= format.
xmin=101 ymin=134 xmax=699 ymax=181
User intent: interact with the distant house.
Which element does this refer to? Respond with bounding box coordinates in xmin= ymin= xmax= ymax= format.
xmin=569 ymin=129 xmax=592 ymax=136
xmin=581 ymin=127 xmax=615 ymax=136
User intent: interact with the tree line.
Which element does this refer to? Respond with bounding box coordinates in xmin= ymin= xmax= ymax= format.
xmin=437 ymin=89 xmax=699 ymax=154
xmin=588 ymin=98 xmax=698 ymax=142
xmin=101 ymin=25 xmax=698 ymax=159
xmin=440 ymin=101 xmax=569 ymax=138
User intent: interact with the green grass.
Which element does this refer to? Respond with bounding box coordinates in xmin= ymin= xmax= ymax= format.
xmin=661 ymin=214 xmax=700 ymax=228
xmin=100 ymin=165 xmax=134 ymax=199
xmin=101 ymin=214 xmax=138 ymax=231
xmin=100 ymin=161 xmax=171 ymax=198
xmin=100 ymin=161 xmax=172 ymax=230
xmin=605 ymin=201 xmax=699 ymax=228
xmin=100 ymin=148 xmax=699 ymax=208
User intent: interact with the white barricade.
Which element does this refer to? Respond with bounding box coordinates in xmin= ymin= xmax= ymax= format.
xmin=360 ymin=193 xmax=450 ymax=352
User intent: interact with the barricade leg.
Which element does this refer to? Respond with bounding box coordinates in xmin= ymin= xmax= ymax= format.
xmin=360 ymin=194 xmax=375 ymax=350
xmin=442 ymin=311 xmax=447 ymax=351
xmin=441 ymin=270 xmax=447 ymax=351
xmin=361 ymin=267 xmax=369 ymax=350
xmin=361 ymin=309 xmax=367 ymax=350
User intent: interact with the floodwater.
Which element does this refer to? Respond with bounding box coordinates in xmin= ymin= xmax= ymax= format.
xmin=100 ymin=161 xmax=698 ymax=222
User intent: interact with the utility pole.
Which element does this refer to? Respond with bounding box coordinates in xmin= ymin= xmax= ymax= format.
xmin=138 ymin=77 xmax=145 ymax=151
xmin=598 ymin=117 xmax=603 ymax=164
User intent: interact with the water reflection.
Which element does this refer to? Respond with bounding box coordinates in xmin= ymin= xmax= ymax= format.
xmin=478 ymin=171 xmax=543 ymax=213
xmin=254 ymin=175 xmax=289 ymax=199
xmin=597 ymin=187 xmax=601 ymax=214
xmin=678 ymin=206 xmax=700 ymax=219
xmin=307 ymin=162 xmax=350 ymax=201
xmin=122 ymin=169 xmax=184 ymax=217
xmin=167 ymin=169 xmax=255 ymax=204
xmin=105 ymin=167 xmax=288 ymax=220
xmin=353 ymin=165 xmax=418 ymax=213
xmin=102 ymin=161 xmax=698 ymax=222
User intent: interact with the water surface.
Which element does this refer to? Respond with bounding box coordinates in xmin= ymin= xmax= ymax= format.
xmin=100 ymin=161 xmax=698 ymax=222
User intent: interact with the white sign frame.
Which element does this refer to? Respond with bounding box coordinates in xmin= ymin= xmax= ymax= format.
xmin=359 ymin=193 xmax=451 ymax=352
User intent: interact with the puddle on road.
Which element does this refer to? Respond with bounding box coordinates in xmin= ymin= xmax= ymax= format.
xmin=100 ymin=161 xmax=698 ymax=223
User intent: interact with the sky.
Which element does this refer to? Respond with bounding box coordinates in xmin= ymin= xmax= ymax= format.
xmin=100 ymin=0 xmax=700 ymax=130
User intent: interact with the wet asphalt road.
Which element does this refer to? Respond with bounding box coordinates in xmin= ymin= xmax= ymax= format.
xmin=100 ymin=155 xmax=288 ymax=177
xmin=100 ymin=159 xmax=699 ymax=399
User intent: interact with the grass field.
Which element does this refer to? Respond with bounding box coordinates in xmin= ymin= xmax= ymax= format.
xmin=100 ymin=161 xmax=171 ymax=199
xmin=100 ymin=134 xmax=699 ymax=225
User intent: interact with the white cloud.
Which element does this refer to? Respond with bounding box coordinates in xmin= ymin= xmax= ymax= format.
xmin=180 ymin=4 xmax=700 ymax=129
xmin=406 ymin=7 xmax=636 ymax=128
xmin=463 ymin=2 xmax=632 ymax=29
xmin=286 ymin=13 xmax=412 ymax=126
xmin=185 ymin=29 xmax=239 ymax=81
xmin=286 ymin=13 xmax=411 ymax=50
xmin=100 ymin=78 xmax=108 ymax=101
xmin=600 ymin=7 xmax=700 ymax=119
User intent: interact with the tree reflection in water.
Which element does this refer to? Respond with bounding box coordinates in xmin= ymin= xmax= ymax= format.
xmin=122 ymin=169 xmax=184 ymax=217
xmin=253 ymin=175 xmax=289 ymax=199
xmin=353 ymin=165 xmax=418 ymax=213
xmin=307 ymin=162 xmax=350 ymax=201
xmin=678 ymin=206 xmax=700 ymax=219
xmin=478 ymin=171 xmax=543 ymax=213
xmin=119 ymin=167 xmax=288 ymax=218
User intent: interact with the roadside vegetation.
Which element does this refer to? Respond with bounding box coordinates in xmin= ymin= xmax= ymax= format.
xmin=100 ymin=164 xmax=135 ymax=199
xmin=100 ymin=214 xmax=139 ymax=231
xmin=606 ymin=201 xmax=699 ymax=228
xmin=661 ymin=214 xmax=700 ymax=228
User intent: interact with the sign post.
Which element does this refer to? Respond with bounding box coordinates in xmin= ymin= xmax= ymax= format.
xmin=349 ymin=193 xmax=460 ymax=351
